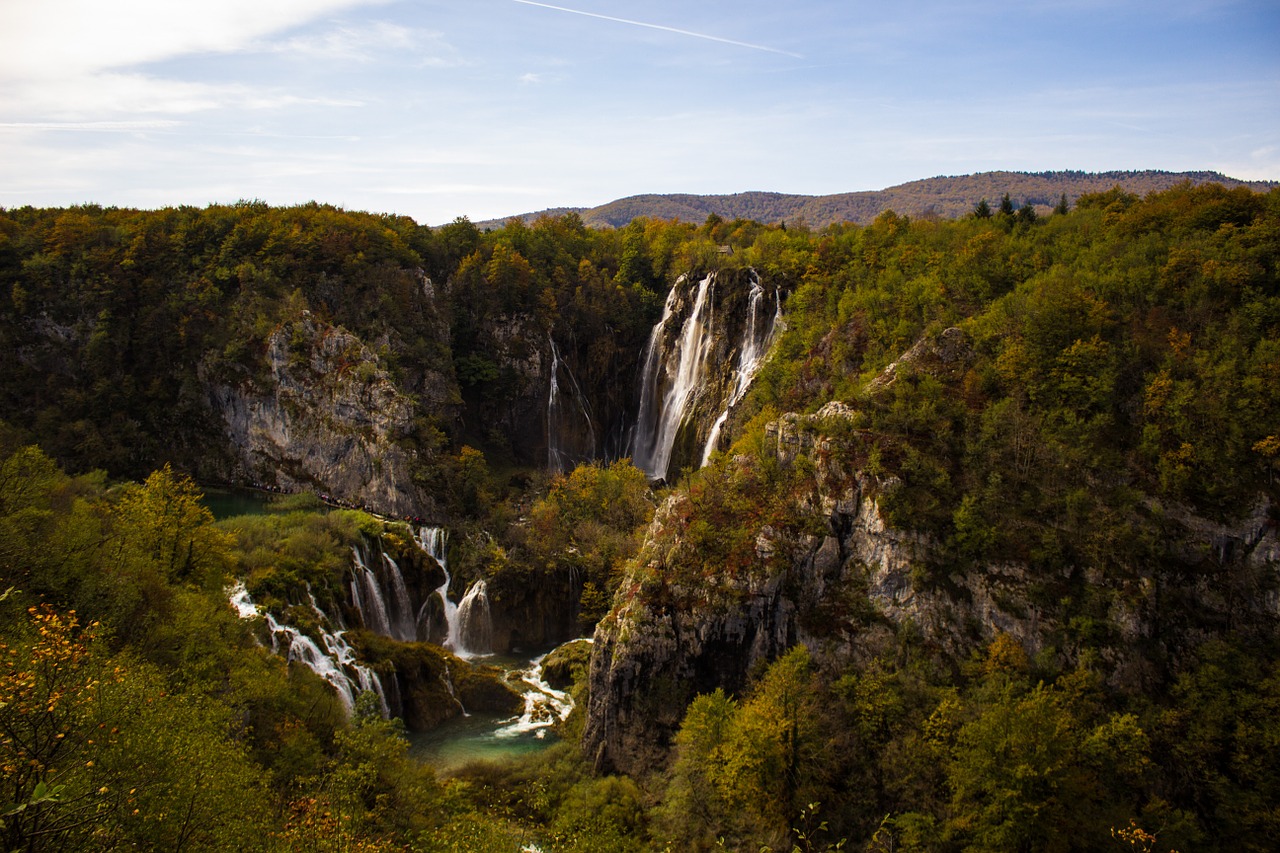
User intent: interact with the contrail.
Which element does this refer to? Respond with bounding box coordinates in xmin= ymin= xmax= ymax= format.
xmin=511 ymin=0 xmax=803 ymax=58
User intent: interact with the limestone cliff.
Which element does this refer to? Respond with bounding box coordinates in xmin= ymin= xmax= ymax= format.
xmin=206 ymin=313 xmax=439 ymax=518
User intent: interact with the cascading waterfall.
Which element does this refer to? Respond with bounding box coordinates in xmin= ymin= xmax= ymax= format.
xmin=350 ymin=544 xmax=393 ymax=637
xmin=631 ymin=272 xmax=718 ymax=481
xmin=547 ymin=335 xmax=597 ymax=474
xmin=382 ymin=552 xmax=417 ymax=640
xmin=700 ymin=271 xmax=783 ymax=465
xmin=229 ymin=582 xmax=389 ymax=717
xmin=416 ymin=525 xmax=456 ymax=642
xmin=416 ymin=526 xmax=493 ymax=658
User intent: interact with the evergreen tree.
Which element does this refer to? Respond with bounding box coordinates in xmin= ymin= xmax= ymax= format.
xmin=973 ymin=198 xmax=993 ymax=219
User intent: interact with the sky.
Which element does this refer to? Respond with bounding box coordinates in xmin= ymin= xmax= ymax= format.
xmin=1 ymin=0 xmax=1277 ymax=224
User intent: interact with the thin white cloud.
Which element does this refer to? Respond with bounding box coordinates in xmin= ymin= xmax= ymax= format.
xmin=0 ymin=120 xmax=183 ymax=131
xmin=520 ymin=73 xmax=544 ymax=84
xmin=380 ymin=184 xmax=551 ymax=196
xmin=0 ymin=72 xmax=361 ymax=121
xmin=264 ymin=21 xmax=459 ymax=66
xmin=267 ymin=23 xmax=411 ymax=62
xmin=0 ymin=0 xmax=386 ymax=79
xmin=0 ymin=1 xmax=380 ymax=123
xmin=510 ymin=0 xmax=804 ymax=58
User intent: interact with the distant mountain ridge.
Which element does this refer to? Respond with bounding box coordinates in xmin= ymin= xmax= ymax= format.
xmin=472 ymin=170 xmax=1277 ymax=230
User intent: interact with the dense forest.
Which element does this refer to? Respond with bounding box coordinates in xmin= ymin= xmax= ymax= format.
xmin=1 ymin=180 xmax=1278 ymax=851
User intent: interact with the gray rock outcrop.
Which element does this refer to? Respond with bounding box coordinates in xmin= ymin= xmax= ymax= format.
xmin=207 ymin=313 xmax=434 ymax=517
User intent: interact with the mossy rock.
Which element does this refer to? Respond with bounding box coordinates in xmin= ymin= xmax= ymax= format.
xmin=540 ymin=638 xmax=593 ymax=690
xmin=454 ymin=662 xmax=524 ymax=715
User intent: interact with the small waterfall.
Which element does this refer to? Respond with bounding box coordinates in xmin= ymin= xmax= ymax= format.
xmin=381 ymin=552 xmax=417 ymax=641
xmin=229 ymin=582 xmax=389 ymax=717
xmin=547 ymin=335 xmax=598 ymax=474
xmin=456 ymin=580 xmax=493 ymax=656
xmin=700 ymin=271 xmax=783 ymax=465
xmin=416 ymin=526 xmax=493 ymax=658
xmin=632 ymin=272 xmax=718 ymax=481
xmin=442 ymin=662 xmax=468 ymax=716
xmin=418 ymin=526 xmax=458 ymax=643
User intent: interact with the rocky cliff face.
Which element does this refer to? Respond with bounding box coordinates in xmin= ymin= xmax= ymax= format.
xmin=487 ymin=569 xmax=581 ymax=654
xmin=206 ymin=313 xmax=443 ymax=518
xmin=583 ymin=346 xmax=1280 ymax=777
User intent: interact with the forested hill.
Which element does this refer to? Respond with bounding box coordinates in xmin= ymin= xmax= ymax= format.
xmin=474 ymin=169 xmax=1277 ymax=230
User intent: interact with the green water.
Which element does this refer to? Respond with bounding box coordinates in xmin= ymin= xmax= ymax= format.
xmin=201 ymin=488 xmax=274 ymax=519
xmin=407 ymin=650 xmax=570 ymax=774
xmin=200 ymin=487 xmax=326 ymax=520
xmin=408 ymin=713 xmax=559 ymax=774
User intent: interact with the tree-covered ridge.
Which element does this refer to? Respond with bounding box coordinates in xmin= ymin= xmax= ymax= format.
xmin=475 ymin=169 xmax=1278 ymax=230
xmin=583 ymin=181 xmax=1279 ymax=849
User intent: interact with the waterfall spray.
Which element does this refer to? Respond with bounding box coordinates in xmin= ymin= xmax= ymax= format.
xmin=700 ymin=271 xmax=782 ymax=465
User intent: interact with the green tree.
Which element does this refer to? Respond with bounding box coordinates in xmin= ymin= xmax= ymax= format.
xmin=112 ymin=464 xmax=232 ymax=587
xmin=946 ymin=682 xmax=1089 ymax=851
xmin=657 ymin=688 xmax=738 ymax=848
xmin=717 ymin=646 xmax=830 ymax=844
xmin=0 ymin=605 xmax=271 ymax=852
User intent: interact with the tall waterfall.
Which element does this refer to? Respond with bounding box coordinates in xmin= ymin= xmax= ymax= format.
xmin=416 ymin=526 xmax=493 ymax=658
xmin=547 ymin=335 xmax=597 ymax=474
xmin=631 ymin=270 xmax=782 ymax=482
xmin=229 ymin=582 xmax=390 ymax=717
xmin=700 ymin=271 xmax=783 ymax=465
xmin=631 ymin=273 xmax=717 ymax=481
